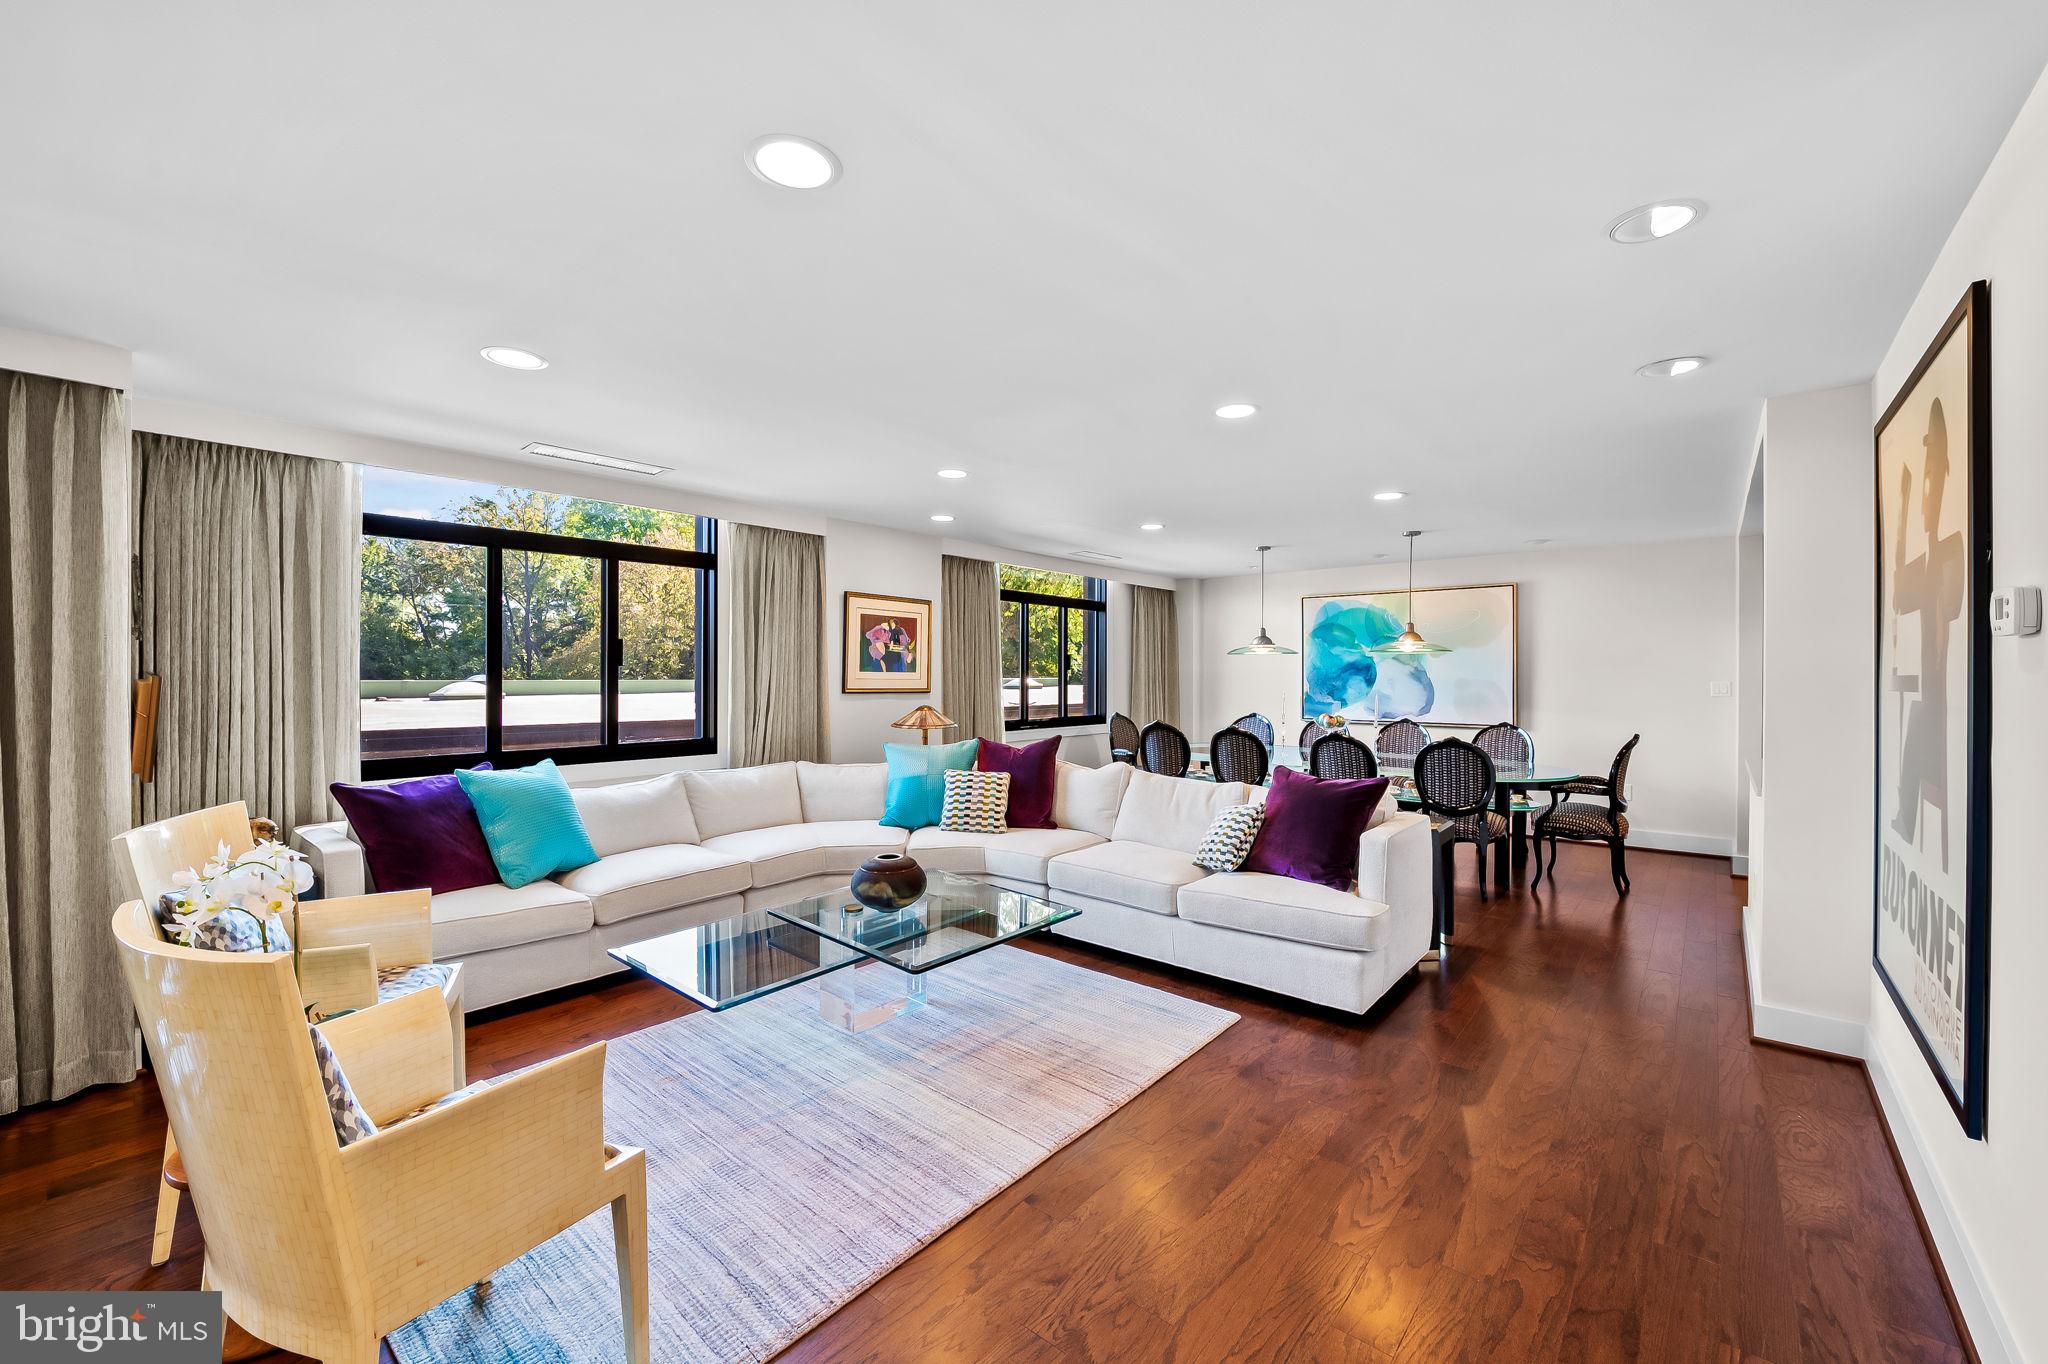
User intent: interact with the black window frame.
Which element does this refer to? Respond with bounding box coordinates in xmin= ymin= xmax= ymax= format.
xmin=1000 ymin=575 xmax=1107 ymax=731
xmin=360 ymin=510 xmax=718 ymax=778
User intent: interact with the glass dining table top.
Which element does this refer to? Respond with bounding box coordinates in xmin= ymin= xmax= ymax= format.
xmin=770 ymin=870 xmax=1081 ymax=974
xmin=1188 ymin=742 xmax=1579 ymax=786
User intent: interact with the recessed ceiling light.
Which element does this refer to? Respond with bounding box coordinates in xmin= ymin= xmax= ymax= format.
xmin=1214 ymin=403 xmax=1259 ymax=420
xmin=748 ymin=135 xmax=841 ymax=189
xmin=1140 ymin=522 xmax=1164 ymax=531
xmin=1608 ymin=200 xmax=1704 ymax=243
xmin=930 ymin=513 xmax=954 ymax=523
xmin=937 ymin=468 xmax=967 ymax=479
xmin=1373 ymin=491 xmax=1404 ymax=502
xmin=1637 ymin=356 xmax=1706 ymax=378
xmin=522 ymin=441 xmax=667 ymax=475
xmin=481 ymin=346 xmax=548 ymax=370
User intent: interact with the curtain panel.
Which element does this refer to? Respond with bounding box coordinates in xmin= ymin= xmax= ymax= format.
xmin=1128 ymin=584 xmax=1182 ymax=729
xmin=134 ymin=433 xmax=360 ymax=835
xmin=940 ymin=554 xmax=1003 ymax=747
xmin=729 ymin=523 xmax=827 ymax=766
xmin=0 ymin=369 xmax=138 ymax=1114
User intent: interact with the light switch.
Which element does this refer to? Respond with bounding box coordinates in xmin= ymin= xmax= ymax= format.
xmin=1708 ymin=681 xmax=1732 ymax=698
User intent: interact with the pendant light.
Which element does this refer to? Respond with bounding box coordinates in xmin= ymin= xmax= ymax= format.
xmin=1369 ymin=530 xmax=1452 ymax=655
xmin=1228 ymin=546 xmax=1297 ymax=656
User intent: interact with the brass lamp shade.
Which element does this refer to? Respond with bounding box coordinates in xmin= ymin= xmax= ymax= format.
xmin=891 ymin=704 xmax=955 ymax=745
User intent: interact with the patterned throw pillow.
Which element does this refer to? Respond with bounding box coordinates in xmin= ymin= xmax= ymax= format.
xmin=308 ymin=1023 xmax=378 ymax=1147
xmin=1193 ymin=802 xmax=1265 ymax=872
xmin=940 ymin=769 xmax=1011 ymax=834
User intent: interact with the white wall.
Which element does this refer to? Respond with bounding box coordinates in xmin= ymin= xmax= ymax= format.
xmin=1745 ymin=383 xmax=1876 ymax=1054
xmin=1191 ymin=538 xmax=1740 ymax=853
xmin=1859 ymin=60 xmax=2048 ymax=1364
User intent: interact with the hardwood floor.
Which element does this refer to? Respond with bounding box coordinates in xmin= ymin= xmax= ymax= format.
xmin=0 ymin=844 xmax=1965 ymax=1363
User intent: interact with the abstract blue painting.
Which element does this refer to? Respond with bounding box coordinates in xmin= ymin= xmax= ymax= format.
xmin=1301 ymin=583 xmax=1517 ymax=727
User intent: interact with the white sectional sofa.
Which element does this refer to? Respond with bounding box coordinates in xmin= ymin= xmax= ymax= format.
xmin=294 ymin=759 xmax=1436 ymax=1015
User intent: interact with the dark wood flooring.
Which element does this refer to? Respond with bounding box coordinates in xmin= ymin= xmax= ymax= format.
xmin=0 ymin=843 xmax=1965 ymax=1363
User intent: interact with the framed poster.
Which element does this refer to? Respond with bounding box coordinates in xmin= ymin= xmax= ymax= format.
xmin=1300 ymin=583 xmax=1516 ymax=729
xmin=842 ymin=591 xmax=933 ymax=694
xmin=1874 ymin=279 xmax=1991 ymax=1139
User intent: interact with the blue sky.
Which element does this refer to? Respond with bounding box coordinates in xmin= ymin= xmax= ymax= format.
xmin=359 ymin=467 xmax=496 ymax=520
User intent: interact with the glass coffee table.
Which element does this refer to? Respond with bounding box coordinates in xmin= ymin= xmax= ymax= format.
xmin=607 ymin=870 xmax=1080 ymax=1032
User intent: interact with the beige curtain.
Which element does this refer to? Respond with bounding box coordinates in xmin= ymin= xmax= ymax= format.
xmin=135 ymin=434 xmax=360 ymax=834
xmin=729 ymin=523 xmax=826 ymax=766
xmin=1129 ymin=584 xmax=1182 ymax=728
xmin=0 ymin=369 xmax=138 ymax=1114
xmin=940 ymin=554 xmax=1003 ymax=747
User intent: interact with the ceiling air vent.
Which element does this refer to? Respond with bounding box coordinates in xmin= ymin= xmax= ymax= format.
xmin=1068 ymin=549 xmax=1125 ymax=562
xmin=522 ymin=441 xmax=669 ymax=476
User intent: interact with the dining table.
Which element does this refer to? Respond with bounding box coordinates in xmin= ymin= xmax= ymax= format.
xmin=1186 ymin=743 xmax=1581 ymax=890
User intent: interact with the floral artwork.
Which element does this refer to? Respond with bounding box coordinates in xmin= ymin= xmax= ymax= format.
xmin=843 ymin=592 xmax=933 ymax=693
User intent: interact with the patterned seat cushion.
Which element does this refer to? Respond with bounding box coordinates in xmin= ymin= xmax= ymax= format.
xmin=1537 ymin=802 xmax=1628 ymax=839
xmin=1430 ymin=810 xmax=1509 ymax=840
xmin=375 ymin=961 xmax=457 ymax=1002
xmin=1552 ymin=778 xmax=1610 ymax=798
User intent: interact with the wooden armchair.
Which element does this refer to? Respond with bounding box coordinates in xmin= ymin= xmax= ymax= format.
xmin=111 ymin=902 xmax=648 ymax=1364
xmin=114 ymin=802 xmax=465 ymax=1265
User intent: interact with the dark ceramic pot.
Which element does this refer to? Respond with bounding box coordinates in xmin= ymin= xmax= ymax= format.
xmin=849 ymin=852 xmax=927 ymax=911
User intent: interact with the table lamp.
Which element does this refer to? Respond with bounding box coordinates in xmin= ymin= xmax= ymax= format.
xmin=891 ymin=704 xmax=954 ymax=745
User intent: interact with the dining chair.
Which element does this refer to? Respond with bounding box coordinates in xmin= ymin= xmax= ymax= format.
xmin=1534 ymin=734 xmax=1640 ymax=895
xmin=1296 ymin=721 xmax=1326 ymax=756
xmin=1375 ymin=718 xmax=1431 ymax=766
xmin=1230 ymin=712 xmax=1275 ymax=747
xmin=114 ymin=802 xmax=465 ymax=1267
xmin=111 ymin=901 xmax=649 ymax=1364
xmin=1414 ymin=738 xmax=1506 ymax=901
xmin=1473 ymin=721 xmax=1538 ymax=856
xmin=1308 ymin=731 xmax=1378 ymax=781
xmin=1138 ymin=721 xmax=1193 ymax=778
xmin=1208 ymin=726 xmax=1270 ymax=785
xmin=1109 ymin=712 xmax=1141 ymax=765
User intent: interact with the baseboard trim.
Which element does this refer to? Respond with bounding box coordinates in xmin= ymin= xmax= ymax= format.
xmin=1728 ymin=852 xmax=1749 ymax=876
xmin=1866 ymin=1042 xmax=2011 ymax=1364
xmin=1628 ymin=829 xmax=1734 ymax=857
xmin=1739 ymin=903 xmax=1863 ymax=1058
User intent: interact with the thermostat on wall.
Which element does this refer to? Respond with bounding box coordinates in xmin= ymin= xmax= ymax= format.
xmin=1989 ymin=585 xmax=2040 ymax=636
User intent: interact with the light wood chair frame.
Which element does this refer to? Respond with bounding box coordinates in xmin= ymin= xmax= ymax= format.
xmin=113 ymin=902 xmax=647 ymax=1364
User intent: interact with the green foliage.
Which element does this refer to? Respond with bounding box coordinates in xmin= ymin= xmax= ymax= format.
xmin=361 ymin=488 xmax=700 ymax=683
xmin=998 ymin=567 xmax=1102 ymax=711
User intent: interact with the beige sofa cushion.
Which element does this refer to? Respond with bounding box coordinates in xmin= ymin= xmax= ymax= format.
xmin=1046 ymin=839 xmax=1208 ymax=915
xmin=701 ymin=821 xmax=908 ymax=887
xmin=1177 ymin=872 xmax=1391 ymax=952
xmin=430 ymin=881 xmax=592 ymax=957
xmin=1053 ymin=761 xmax=1132 ymax=838
xmin=682 ymin=763 xmax=804 ymax=839
xmin=796 ymin=762 xmax=888 ymax=822
xmin=569 ymin=772 xmax=699 ymax=855
xmin=555 ymin=844 xmax=752 ymax=926
xmin=907 ymin=826 xmax=1105 ymax=881
xmin=1109 ymin=770 xmax=1252 ymax=854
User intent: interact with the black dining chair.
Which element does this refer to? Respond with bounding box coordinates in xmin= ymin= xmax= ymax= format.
xmin=1375 ymin=718 xmax=1431 ymax=766
xmin=1296 ymin=720 xmax=1326 ymax=755
xmin=1137 ymin=721 xmax=1192 ymax=778
xmin=1308 ymin=731 xmax=1378 ymax=781
xmin=1534 ymin=734 xmax=1640 ymax=895
xmin=1474 ymin=721 xmax=1537 ymax=857
xmin=1109 ymin=712 xmax=1141 ymax=766
xmin=1208 ymin=726 xmax=1269 ymax=786
xmin=1415 ymin=738 xmax=1507 ymax=902
xmin=1230 ymin=713 xmax=1275 ymax=748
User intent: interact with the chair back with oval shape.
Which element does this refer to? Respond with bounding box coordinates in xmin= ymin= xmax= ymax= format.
xmin=1137 ymin=721 xmax=1192 ymax=778
xmin=1208 ymin=726 xmax=1270 ymax=785
xmin=1309 ymin=731 xmax=1379 ymax=781
xmin=1414 ymin=738 xmax=1495 ymax=822
xmin=1375 ymin=719 xmax=1432 ymax=765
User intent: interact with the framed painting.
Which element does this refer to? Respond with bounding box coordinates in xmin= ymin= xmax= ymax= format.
xmin=842 ymin=592 xmax=933 ymax=694
xmin=1874 ymin=278 xmax=1991 ymax=1139
xmin=1301 ymin=583 xmax=1517 ymax=728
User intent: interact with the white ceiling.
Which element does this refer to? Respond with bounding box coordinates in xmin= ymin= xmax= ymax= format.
xmin=4 ymin=3 xmax=2045 ymax=576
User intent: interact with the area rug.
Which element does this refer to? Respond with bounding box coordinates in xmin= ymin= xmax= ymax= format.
xmin=388 ymin=945 xmax=1236 ymax=1364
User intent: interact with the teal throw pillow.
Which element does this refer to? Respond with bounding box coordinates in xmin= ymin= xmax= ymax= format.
xmin=881 ymin=739 xmax=980 ymax=830
xmin=455 ymin=759 xmax=598 ymax=888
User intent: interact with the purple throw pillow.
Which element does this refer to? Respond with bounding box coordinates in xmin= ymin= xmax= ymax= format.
xmin=330 ymin=765 xmax=498 ymax=895
xmin=975 ymin=734 xmax=1059 ymax=829
xmin=1240 ymin=765 xmax=1389 ymax=890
